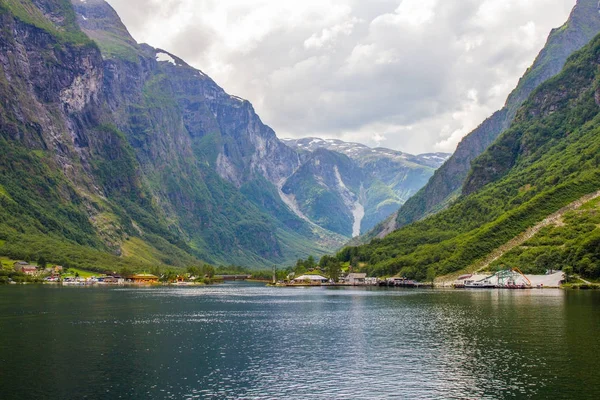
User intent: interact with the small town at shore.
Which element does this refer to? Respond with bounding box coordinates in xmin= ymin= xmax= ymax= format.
xmin=273 ymin=269 xmax=566 ymax=289
xmin=1 ymin=259 xmax=236 ymax=286
xmin=3 ymin=256 xmax=596 ymax=290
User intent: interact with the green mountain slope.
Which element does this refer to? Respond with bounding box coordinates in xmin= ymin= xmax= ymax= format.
xmin=337 ymin=32 xmax=600 ymax=281
xmin=0 ymin=0 xmax=343 ymax=271
xmin=358 ymin=0 xmax=600 ymax=243
xmin=282 ymin=149 xmax=364 ymax=237
xmin=489 ymin=194 xmax=600 ymax=279
xmin=282 ymin=138 xmax=449 ymax=236
xmin=0 ymin=0 xmax=199 ymax=271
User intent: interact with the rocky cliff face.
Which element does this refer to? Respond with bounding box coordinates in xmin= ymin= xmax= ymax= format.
xmin=361 ymin=0 xmax=600 ymax=242
xmin=281 ymin=148 xmax=364 ymax=237
xmin=282 ymin=138 xmax=449 ymax=236
xmin=74 ymin=0 xmax=348 ymax=265
xmin=0 ymin=0 xmax=348 ymax=269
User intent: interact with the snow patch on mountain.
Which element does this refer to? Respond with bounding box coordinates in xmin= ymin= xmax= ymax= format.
xmin=156 ymin=52 xmax=176 ymax=65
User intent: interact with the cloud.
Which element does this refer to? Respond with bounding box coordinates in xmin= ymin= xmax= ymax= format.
xmin=384 ymin=0 xmax=439 ymax=28
xmin=304 ymin=17 xmax=361 ymax=49
xmin=106 ymin=0 xmax=576 ymax=154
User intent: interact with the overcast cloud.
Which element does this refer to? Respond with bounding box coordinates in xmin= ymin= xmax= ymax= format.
xmin=106 ymin=0 xmax=575 ymax=154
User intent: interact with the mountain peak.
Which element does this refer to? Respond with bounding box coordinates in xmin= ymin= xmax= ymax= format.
xmin=282 ymin=137 xmax=449 ymax=169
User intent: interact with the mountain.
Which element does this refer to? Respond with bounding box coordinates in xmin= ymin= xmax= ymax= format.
xmin=0 ymin=0 xmax=349 ymax=271
xmin=281 ymin=138 xmax=449 ymax=237
xmin=359 ymin=0 xmax=600 ymax=243
xmin=282 ymin=138 xmax=448 ymax=169
xmin=338 ymin=30 xmax=600 ymax=281
xmin=0 ymin=0 xmax=443 ymax=271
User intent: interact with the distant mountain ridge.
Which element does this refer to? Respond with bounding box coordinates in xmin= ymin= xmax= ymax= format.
xmin=281 ymin=138 xmax=450 ymax=237
xmin=282 ymin=137 xmax=448 ymax=169
xmin=358 ymin=0 xmax=600 ymax=244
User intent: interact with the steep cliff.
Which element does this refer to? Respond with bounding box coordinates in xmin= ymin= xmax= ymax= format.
xmin=0 ymin=0 xmax=345 ymax=270
xmin=0 ymin=0 xmax=199 ymax=270
xmin=362 ymin=0 xmax=600 ymax=241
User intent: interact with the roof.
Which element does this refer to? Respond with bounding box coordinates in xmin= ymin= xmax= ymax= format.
xmin=295 ymin=274 xmax=328 ymax=281
xmin=347 ymin=273 xmax=367 ymax=279
xmin=132 ymin=273 xmax=158 ymax=279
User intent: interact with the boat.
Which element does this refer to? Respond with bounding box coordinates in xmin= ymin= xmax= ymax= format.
xmin=464 ymin=280 xmax=495 ymax=289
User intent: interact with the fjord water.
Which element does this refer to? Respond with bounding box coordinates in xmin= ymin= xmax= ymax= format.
xmin=1 ymin=283 xmax=599 ymax=399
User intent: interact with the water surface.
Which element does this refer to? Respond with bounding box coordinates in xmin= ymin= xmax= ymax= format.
xmin=1 ymin=283 xmax=599 ymax=399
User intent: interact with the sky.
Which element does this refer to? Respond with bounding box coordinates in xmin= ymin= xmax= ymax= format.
xmin=105 ymin=0 xmax=576 ymax=154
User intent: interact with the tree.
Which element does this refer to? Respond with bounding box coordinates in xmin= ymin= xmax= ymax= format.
xmin=202 ymin=265 xmax=215 ymax=278
xmin=305 ymin=255 xmax=316 ymax=270
xmin=294 ymin=259 xmax=307 ymax=275
xmin=563 ymin=266 xmax=573 ymax=283
xmin=151 ymin=266 xmax=161 ymax=277
xmin=325 ymin=259 xmax=342 ymax=283
xmin=37 ymin=256 xmax=47 ymax=269
xmin=319 ymin=255 xmax=333 ymax=268
xmin=187 ymin=266 xmax=201 ymax=277
xmin=426 ymin=267 xmax=436 ymax=285
xmin=162 ymin=269 xmax=178 ymax=282
xmin=119 ymin=266 xmax=132 ymax=277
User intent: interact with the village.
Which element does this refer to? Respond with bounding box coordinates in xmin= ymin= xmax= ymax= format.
xmin=5 ymin=260 xmax=237 ymax=286
xmin=279 ymin=273 xmax=428 ymax=287
xmin=275 ymin=268 xmax=566 ymax=289
xmin=5 ymin=259 xmax=567 ymax=289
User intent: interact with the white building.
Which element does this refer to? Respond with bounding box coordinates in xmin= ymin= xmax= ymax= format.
xmin=346 ymin=273 xmax=367 ymax=285
xmin=293 ymin=275 xmax=328 ymax=284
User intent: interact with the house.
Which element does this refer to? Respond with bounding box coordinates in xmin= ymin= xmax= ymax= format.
xmin=102 ymin=275 xmax=124 ymax=285
xmin=131 ymin=273 xmax=159 ymax=284
xmin=21 ymin=266 xmax=38 ymax=276
xmin=292 ymin=274 xmax=328 ymax=284
xmin=13 ymin=262 xmax=38 ymax=276
xmin=365 ymin=277 xmax=379 ymax=285
xmin=13 ymin=261 xmax=28 ymax=271
xmin=346 ymin=273 xmax=367 ymax=285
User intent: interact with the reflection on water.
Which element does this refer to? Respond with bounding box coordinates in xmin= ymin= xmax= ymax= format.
xmin=0 ymin=283 xmax=599 ymax=399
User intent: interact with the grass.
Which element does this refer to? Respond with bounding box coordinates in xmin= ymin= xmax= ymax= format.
xmin=85 ymin=30 xmax=138 ymax=63
xmin=64 ymin=267 xmax=103 ymax=278
xmin=563 ymin=283 xmax=600 ymax=290
xmin=0 ymin=184 xmax=13 ymax=202
xmin=1 ymin=0 xmax=94 ymax=46
xmin=121 ymin=237 xmax=167 ymax=266
xmin=1 ymin=256 xmax=21 ymax=270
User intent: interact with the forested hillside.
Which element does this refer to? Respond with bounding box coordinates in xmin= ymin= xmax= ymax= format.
xmin=358 ymin=0 xmax=600 ymax=244
xmin=338 ymin=32 xmax=600 ymax=280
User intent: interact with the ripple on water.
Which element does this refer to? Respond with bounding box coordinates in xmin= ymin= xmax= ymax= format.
xmin=0 ymin=285 xmax=596 ymax=399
